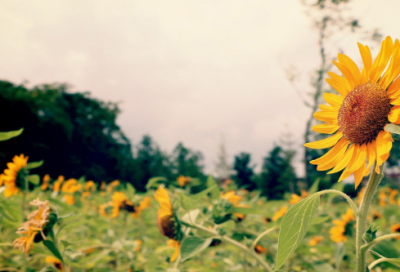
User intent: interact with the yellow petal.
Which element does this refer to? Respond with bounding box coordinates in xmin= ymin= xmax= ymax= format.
xmin=333 ymin=60 xmax=357 ymax=90
xmin=357 ymin=43 xmax=372 ymax=83
xmin=328 ymin=144 xmax=355 ymax=174
xmin=313 ymin=111 xmax=338 ymax=124
xmin=388 ymin=76 xmax=400 ymax=97
xmin=388 ymin=106 xmax=400 ymax=123
xmin=312 ymin=124 xmax=339 ymax=134
xmin=323 ymin=93 xmax=343 ymax=109
xmin=304 ymin=132 xmax=343 ymax=149
xmin=370 ymin=36 xmax=394 ymax=83
xmin=346 ymin=144 xmax=367 ymax=173
xmin=310 ymin=138 xmax=348 ymax=165
xmin=354 ymin=161 xmax=367 ymax=189
xmin=381 ymin=39 xmax=400 ymax=89
xmin=337 ymin=53 xmax=361 ymax=87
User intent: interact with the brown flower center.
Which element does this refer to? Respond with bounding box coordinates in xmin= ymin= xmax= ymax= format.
xmin=338 ymin=83 xmax=391 ymax=145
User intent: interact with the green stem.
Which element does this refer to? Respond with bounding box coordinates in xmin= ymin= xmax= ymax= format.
xmin=181 ymin=220 xmax=273 ymax=272
xmin=251 ymin=227 xmax=278 ymax=250
xmin=315 ymin=189 xmax=359 ymax=216
xmin=355 ymin=163 xmax=384 ymax=272
xmin=361 ymin=233 xmax=400 ymax=251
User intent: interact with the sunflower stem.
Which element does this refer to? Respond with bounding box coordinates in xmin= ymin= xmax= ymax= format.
xmin=355 ymin=163 xmax=384 ymax=272
xmin=181 ymin=220 xmax=273 ymax=272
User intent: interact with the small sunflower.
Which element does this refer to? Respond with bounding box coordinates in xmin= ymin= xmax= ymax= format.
xmin=305 ymin=37 xmax=400 ymax=188
xmin=289 ymin=190 xmax=309 ymax=205
xmin=107 ymin=180 xmax=120 ymax=192
xmin=272 ymin=206 xmax=288 ymax=222
xmin=61 ymin=179 xmax=82 ymax=205
xmin=389 ymin=188 xmax=398 ymax=204
xmin=2 ymin=154 xmax=28 ymax=197
xmin=154 ymin=186 xmax=182 ymax=262
xmin=41 ymin=174 xmax=50 ymax=191
xmin=14 ymin=199 xmax=57 ymax=254
xmin=357 ymin=187 xmax=365 ymax=204
xmin=45 ymin=256 xmax=64 ymax=271
xmin=329 ymin=208 xmax=355 ymax=243
xmin=391 ymin=223 xmax=400 ymax=239
xmin=254 ymin=244 xmax=268 ymax=254
xmin=53 ymin=176 xmax=65 ymax=193
xmin=221 ymin=191 xmax=247 ymax=221
xmin=177 ymin=175 xmax=191 ymax=187
xmin=378 ymin=190 xmax=387 ymax=207
xmin=309 ymin=236 xmax=324 ymax=246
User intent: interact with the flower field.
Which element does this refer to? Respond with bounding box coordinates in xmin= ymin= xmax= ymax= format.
xmin=1 ymin=157 xmax=400 ymax=272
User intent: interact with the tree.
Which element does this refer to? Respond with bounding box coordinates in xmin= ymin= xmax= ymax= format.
xmin=214 ymin=138 xmax=232 ymax=180
xmin=258 ymin=146 xmax=297 ymax=199
xmin=171 ymin=142 xmax=205 ymax=179
xmin=0 ymin=81 xmax=134 ymax=183
xmin=232 ymin=152 xmax=256 ymax=190
xmin=133 ymin=135 xmax=172 ymax=191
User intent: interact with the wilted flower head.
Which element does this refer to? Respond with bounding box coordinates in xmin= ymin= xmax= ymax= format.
xmin=14 ymin=199 xmax=57 ymax=254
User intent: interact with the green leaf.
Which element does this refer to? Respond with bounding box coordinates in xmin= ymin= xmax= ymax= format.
xmin=25 ymin=160 xmax=44 ymax=170
xmin=192 ymin=185 xmax=217 ymax=200
xmin=311 ymin=216 xmax=330 ymax=225
xmin=385 ymin=124 xmax=400 ymax=135
xmin=309 ymin=178 xmax=320 ymax=194
xmin=28 ymin=174 xmax=40 ymax=185
xmin=180 ymin=193 xmax=196 ymax=211
xmin=43 ymin=240 xmax=64 ymax=262
xmin=61 ymin=240 xmax=74 ymax=249
xmin=0 ymin=128 xmax=23 ymax=141
xmin=274 ymin=193 xmax=320 ymax=271
xmin=334 ymin=242 xmax=346 ymax=270
xmin=146 ymin=177 xmax=167 ymax=190
xmin=206 ymin=175 xmax=220 ymax=201
xmin=126 ymin=183 xmax=136 ymax=198
xmin=180 ymin=236 xmax=213 ymax=261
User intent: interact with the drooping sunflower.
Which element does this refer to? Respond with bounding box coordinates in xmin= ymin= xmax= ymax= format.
xmin=154 ymin=186 xmax=182 ymax=262
xmin=2 ymin=154 xmax=28 ymax=197
xmin=305 ymin=37 xmax=400 ymax=188
xmin=391 ymin=223 xmax=400 ymax=239
xmin=329 ymin=208 xmax=355 ymax=243
xmin=14 ymin=199 xmax=57 ymax=254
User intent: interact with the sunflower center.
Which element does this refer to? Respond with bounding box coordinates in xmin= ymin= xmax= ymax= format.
xmin=338 ymin=83 xmax=391 ymax=145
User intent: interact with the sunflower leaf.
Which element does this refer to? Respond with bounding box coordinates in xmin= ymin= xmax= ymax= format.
xmin=43 ymin=240 xmax=64 ymax=263
xmin=146 ymin=177 xmax=167 ymax=190
xmin=180 ymin=236 xmax=213 ymax=261
xmin=0 ymin=128 xmax=23 ymax=141
xmin=27 ymin=175 xmax=40 ymax=185
xmin=385 ymin=124 xmax=400 ymax=135
xmin=25 ymin=160 xmax=44 ymax=170
xmin=274 ymin=193 xmax=320 ymax=271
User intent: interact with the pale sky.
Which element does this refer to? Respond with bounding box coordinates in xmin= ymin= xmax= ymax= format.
xmin=1 ymin=0 xmax=400 ymax=176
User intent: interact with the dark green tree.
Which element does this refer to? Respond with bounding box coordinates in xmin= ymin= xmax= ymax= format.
xmin=171 ymin=142 xmax=205 ymax=179
xmin=232 ymin=152 xmax=256 ymax=190
xmin=258 ymin=146 xmax=297 ymax=199
xmin=0 ymin=81 xmax=134 ymax=184
xmin=133 ymin=135 xmax=172 ymax=191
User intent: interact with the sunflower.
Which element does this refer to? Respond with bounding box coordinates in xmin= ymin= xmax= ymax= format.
xmin=378 ymin=190 xmax=387 ymax=207
xmin=289 ymin=190 xmax=309 ymax=205
xmin=305 ymin=37 xmax=400 ymax=188
xmin=329 ymin=208 xmax=355 ymax=243
xmin=309 ymin=236 xmax=324 ymax=246
xmin=41 ymin=174 xmax=50 ymax=191
xmin=272 ymin=206 xmax=288 ymax=222
xmin=45 ymin=256 xmax=64 ymax=271
xmin=221 ymin=191 xmax=247 ymax=221
xmin=177 ymin=175 xmax=191 ymax=187
xmin=53 ymin=176 xmax=65 ymax=193
xmin=107 ymin=180 xmax=120 ymax=192
xmin=391 ymin=223 xmax=400 ymax=239
xmin=2 ymin=154 xmax=28 ymax=197
xmin=254 ymin=244 xmax=268 ymax=254
xmin=154 ymin=186 xmax=182 ymax=262
xmin=357 ymin=187 xmax=365 ymax=204
xmin=61 ymin=179 xmax=82 ymax=205
xmin=389 ymin=188 xmax=398 ymax=204
xmin=14 ymin=199 xmax=57 ymax=254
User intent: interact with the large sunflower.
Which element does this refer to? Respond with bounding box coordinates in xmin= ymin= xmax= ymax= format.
xmin=305 ymin=36 xmax=400 ymax=188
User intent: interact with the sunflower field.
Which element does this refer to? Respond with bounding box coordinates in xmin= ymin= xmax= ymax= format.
xmin=1 ymin=127 xmax=400 ymax=272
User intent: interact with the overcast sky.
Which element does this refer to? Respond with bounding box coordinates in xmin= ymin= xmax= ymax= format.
xmin=1 ymin=0 xmax=400 ymax=176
